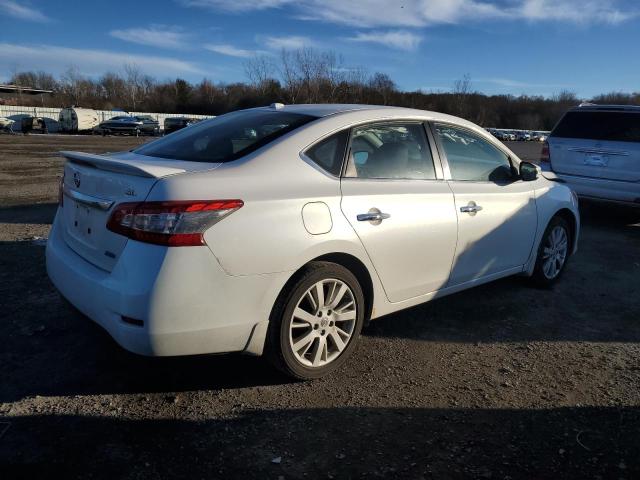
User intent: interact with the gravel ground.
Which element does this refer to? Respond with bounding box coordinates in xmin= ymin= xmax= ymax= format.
xmin=0 ymin=134 xmax=639 ymax=479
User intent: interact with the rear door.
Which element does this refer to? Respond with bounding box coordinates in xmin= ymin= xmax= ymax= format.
xmin=549 ymin=110 xmax=640 ymax=182
xmin=340 ymin=121 xmax=458 ymax=302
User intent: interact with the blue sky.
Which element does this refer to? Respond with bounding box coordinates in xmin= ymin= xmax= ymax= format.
xmin=0 ymin=0 xmax=638 ymax=98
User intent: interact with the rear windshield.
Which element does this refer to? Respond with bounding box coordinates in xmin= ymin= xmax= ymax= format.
xmin=551 ymin=111 xmax=640 ymax=143
xmin=135 ymin=110 xmax=317 ymax=162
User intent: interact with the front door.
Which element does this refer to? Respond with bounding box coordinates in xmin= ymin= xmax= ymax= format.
xmin=431 ymin=123 xmax=538 ymax=286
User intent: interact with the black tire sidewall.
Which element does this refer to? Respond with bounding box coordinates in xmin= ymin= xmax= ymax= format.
xmin=268 ymin=262 xmax=365 ymax=380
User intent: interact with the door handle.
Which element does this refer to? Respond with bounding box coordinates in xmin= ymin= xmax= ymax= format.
xmin=460 ymin=201 xmax=483 ymax=214
xmin=357 ymin=209 xmax=390 ymax=223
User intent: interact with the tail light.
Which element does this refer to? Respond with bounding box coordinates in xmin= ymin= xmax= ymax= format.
xmin=58 ymin=172 xmax=65 ymax=207
xmin=540 ymin=141 xmax=550 ymax=165
xmin=106 ymin=200 xmax=243 ymax=247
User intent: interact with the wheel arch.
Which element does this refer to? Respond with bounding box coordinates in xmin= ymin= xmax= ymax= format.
xmin=273 ymin=252 xmax=375 ymax=325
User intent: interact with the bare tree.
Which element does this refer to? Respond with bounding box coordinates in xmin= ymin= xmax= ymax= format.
xmin=244 ymin=55 xmax=276 ymax=95
xmin=124 ymin=63 xmax=144 ymax=111
xmin=369 ymin=72 xmax=396 ymax=105
xmin=452 ymin=73 xmax=473 ymax=119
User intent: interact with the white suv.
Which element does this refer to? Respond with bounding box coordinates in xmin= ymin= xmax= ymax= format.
xmin=544 ymin=104 xmax=640 ymax=207
xmin=47 ymin=104 xmax=579 ymax=379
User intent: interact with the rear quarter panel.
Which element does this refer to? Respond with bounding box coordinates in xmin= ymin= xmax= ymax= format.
xmin=145 ymin=128 xmax=380 ymax=278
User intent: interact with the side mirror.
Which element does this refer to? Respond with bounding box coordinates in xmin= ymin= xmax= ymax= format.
xmin=520 ymin=161 xmax=539 ymax=181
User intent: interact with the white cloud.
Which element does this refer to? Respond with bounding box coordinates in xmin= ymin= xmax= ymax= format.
xmin=180 ymin=0 xmax=292 ymax=11
xmin=110 ymin=26 xmax=188 ymax=49
xmin=0 ymin=0 xmax=49 ymax=22
xmin=519 ymin=0 xmax=637 ymax=24
xmin=205 ymin=43 xmax=263 ymax=58
xmin=0 ymin=43 xmax=204 ymax=78
xmin=182 ymin=0 xmax=639 ymax=26
xmin=262 ymin=35 xmax=314 ymax=50
xmin=477 ymin=77 xmax=566 ymax=89
xmin=347 ymin=30 xmax=422 ymax=50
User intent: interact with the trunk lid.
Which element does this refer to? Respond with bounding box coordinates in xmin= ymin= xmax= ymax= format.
xmin=549 ymin=138 xmax=640 ymax=182
xmin=60 ymin=151 xmax=220 ymax=271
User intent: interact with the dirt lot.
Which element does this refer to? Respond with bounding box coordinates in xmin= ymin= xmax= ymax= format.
xmin=1 ymin=134 xmax=639 ymax=479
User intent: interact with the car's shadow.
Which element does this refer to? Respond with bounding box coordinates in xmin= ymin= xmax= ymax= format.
xmin=2 ymin=406 xmax=639 ymax=478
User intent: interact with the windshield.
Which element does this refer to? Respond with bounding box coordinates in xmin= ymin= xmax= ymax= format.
xmin=135 ymin=110 xmax=317 ymax=163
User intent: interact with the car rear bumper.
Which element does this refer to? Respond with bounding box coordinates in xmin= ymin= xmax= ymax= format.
xmin=555 ymin=173 xmax=640 ymax=207
xmin=46 ymin=211 xmax=287 ymax=356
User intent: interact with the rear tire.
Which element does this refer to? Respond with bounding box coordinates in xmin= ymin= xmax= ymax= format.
xmin=530 ymin=216 xmax=571 ymax=288
xmin=266 ymin=262 xmax=365 ymax=380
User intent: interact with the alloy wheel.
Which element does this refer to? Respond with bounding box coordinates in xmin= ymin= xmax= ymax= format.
xmin=288 ymin=278 xmax=357 ymax=368
xmin=542 ymin=225 xmax=568 ymax=279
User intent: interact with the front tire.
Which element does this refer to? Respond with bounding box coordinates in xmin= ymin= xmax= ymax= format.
xmin=266 ymin=262 xmax=365 ymax=380
xmin=531 ymin=216 xmax=571 ymax=287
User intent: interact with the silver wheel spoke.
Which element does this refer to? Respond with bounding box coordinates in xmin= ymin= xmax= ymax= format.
xmin=329 ymin=331 xmax=346 ymax=352
xmin=336 ymin=300 xmax=354 ymax=313
xmin=312 ymin=336 xmax=326 ymax=366
xmin=305 ymin=291 xmax=318 ymax=312
xmin=314 ymin=282 xmax=325 ymax=308
xmin=293 ymin=307 xmax=317 ymax=325
xmin=293 ymin=331 xmax=316 ymax=352
xmin=335 ymin=326 xmax=350 ymax=337
xmin=329 ymin=284 xmax=348 ymax=308
xmin=335 ymin=310 xmax=356 ymax=322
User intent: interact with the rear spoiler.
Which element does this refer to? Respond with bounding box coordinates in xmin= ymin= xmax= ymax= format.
xmin=60 ymin=151 xmax=186 ymax=178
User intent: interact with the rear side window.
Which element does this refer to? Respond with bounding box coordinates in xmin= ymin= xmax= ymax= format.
xmin=304 ymin=130 xmax=349 ymax=176
xmin=552 ymin=111 xmax=640 ymax=143
xmin=135 ymin=110 xmax=317 ymax=162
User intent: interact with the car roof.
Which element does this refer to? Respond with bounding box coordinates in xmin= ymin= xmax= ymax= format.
xmin=573 ymin=103 xmax=640 ymax=112
xmin=249 ymin=103 xmax=480 ymax=129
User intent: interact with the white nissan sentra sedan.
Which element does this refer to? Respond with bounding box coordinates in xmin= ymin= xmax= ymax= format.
xmin=46 ymin=104 xmax=580 ymax=379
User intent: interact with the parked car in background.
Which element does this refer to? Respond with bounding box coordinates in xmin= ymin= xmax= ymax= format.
xmin=532 ymin=131 xmax=549 ymax=142
xmin=47 ymin=104 xmax=579 ymax=380
xmin=164 ymin=116 xmax=200 ymax=134
xmin=0 ymin=116 xmax=15 ymax=133
xmin=98 ymin=115 xmax=160 ymax=136
xmin=21 ymin=116 xmax=48 ymax=134
xmin=544 ymin=104 xmax=640 ymax=207
xmin=493 ymin=130 xmax=510 ymax=141
xmin=516 ymin=131 xmax=532 ymax=141
xmin=59 ymin=107 xmax=100 ymax=133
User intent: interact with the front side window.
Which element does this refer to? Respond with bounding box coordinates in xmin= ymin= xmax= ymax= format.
xmin=434 ymin=124 xmax=514 ymax=183
xmin=304 ymin=130 xmax=349 ymax=176
xmin=344 ymin=122 xmax=436 ymax=180
xmin=135 ymin=110 xmax=317 ymax=163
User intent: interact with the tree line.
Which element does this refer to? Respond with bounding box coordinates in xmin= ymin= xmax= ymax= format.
xmin=7 ymin=48 xmax=639 ymax=130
